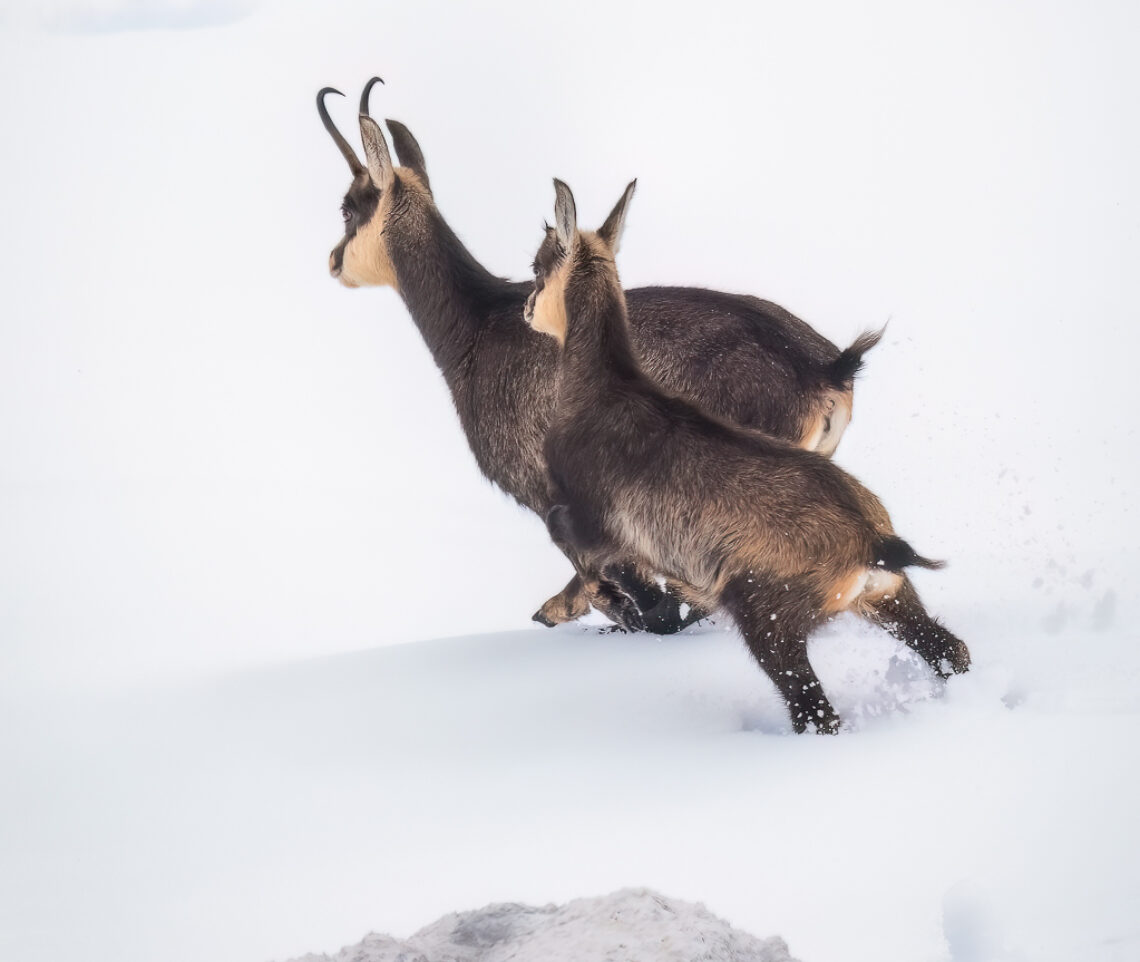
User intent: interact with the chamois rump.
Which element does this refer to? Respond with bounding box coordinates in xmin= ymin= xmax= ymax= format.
xmin=319 ymin=78 xmax=882 ymax=634
xmin=527 ymin=179 xmax=970 ymax=733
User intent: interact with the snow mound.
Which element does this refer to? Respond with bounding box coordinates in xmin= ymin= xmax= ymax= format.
xmin=284 ymin=888 xmax=798 ymax=962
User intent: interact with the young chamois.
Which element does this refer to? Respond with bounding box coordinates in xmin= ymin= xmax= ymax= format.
xmin=527 ymin=180 xmax=970 ymax=733
xmin=319 ymin=78 xmax=883 ymax=635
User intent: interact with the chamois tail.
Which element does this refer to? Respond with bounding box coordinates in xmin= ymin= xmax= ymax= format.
xmin=829 ymin=326 xmax=885 ymax=388
xmin=873 ymin=535 xmax=945 ymax=573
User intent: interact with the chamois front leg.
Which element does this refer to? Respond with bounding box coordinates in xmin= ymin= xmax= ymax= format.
xmin=724 ymin=574 xmax=840 ymax=734
xmin=532 ymin=572 xmax=592 ymax=627
xmin=601 ymin=563 xmax=708 ymax=635
xmin=539 ymin=506 xmax=706 ymax=633
xmin=530 ymin=569 xmax=647 ymax=633
xmin=541 ymin=505 xmax=647 ymax=632
xmin=863 ymin=575 xmax=971 ymax=677
xmin=583 ymin=576 xmax=648 ymax=633
xmin=533 ymin=564 xmax=708 ymax=633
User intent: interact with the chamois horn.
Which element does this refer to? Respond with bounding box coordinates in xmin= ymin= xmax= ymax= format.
xmin=359 ymin=76 xmax=385 ymax=116
xmin=317 ymin=86 xmax=365 ymax=176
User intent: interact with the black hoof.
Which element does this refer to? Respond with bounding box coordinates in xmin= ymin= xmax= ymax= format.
xmin=931 ymin=642 xmax=971 ymax=678
xmin=948 ymin=642 xmax=972 ymax=675
xmin=791 ymin=705 xmax=841 ymax=735
xmin=812 ymin=716 xmax=842 ymax=735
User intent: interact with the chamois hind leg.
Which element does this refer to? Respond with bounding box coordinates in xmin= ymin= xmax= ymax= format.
xmin=862 ymin=575 xmax=971 ymax=677
xmin=723 ymin=574 xmax=840 ymax=734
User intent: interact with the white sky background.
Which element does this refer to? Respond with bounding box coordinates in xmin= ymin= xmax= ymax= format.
xmin=1 ymin=0 xmax=1137 ymax=685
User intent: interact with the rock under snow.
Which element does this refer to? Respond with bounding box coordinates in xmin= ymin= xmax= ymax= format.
xmin=284 ymin=889 xmax=798 ymax=962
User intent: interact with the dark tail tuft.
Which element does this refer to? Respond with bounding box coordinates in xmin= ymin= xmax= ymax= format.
xmin=829 ymin=325 xmax=886 ymax=387
xmin=873 ymin=535 xmax=945 ymax=572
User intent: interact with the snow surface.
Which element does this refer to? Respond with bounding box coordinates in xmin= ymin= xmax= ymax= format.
xmin=282 ymin=889 xmax=798 ymax=962
xmin=3 ymin=617 xmax=1137 ymax=962
xmin=1 ymin=1 xmax=1139 ymax=961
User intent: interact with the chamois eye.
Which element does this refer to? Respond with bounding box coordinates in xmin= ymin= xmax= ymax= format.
xmin=341 ymin=205 xmax=352 ymax=223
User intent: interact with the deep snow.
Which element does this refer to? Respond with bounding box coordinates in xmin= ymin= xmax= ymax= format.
xmin=1 ymin=1 xmax=1139 ymax=961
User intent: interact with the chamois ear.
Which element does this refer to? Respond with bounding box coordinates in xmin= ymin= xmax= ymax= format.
xmin=386 ymin=119 xmax=431 ymax=193
xmin=598 ymin=179 xmax=637 ymax=254
xmin=553 ymin=179 xmax=577 ymax=250
xmin=359 ymin=114 xmax=394 ymax=190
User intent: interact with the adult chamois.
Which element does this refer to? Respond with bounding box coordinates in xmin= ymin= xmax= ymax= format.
xmin=319 ymin=78 xmax=882 ymax=634
xmin=527 ymin=179 xmax=970 ymax=733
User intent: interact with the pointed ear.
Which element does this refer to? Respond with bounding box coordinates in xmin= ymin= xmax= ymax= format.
xmin=386 ymin=119 xmax=431 ymax=193
xmin=598 ymin=179 xmax=636 ymax=254
xmin=553 ymin=179 xmax=577 ymax=250
xmin=359 ymin=115 xmax=394 ymax=190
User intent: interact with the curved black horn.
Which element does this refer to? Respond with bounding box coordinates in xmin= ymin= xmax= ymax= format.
xmin=317 ymin=87 xmax=364 ymax=175
xmin=359 ymin=76 xmax=385 ymax=116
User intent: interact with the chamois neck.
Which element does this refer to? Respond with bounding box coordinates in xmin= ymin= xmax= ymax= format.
xmin=561 ymin=268 xmax=641 ymax=383
xmin=387 ymin=206 xmax=515 ymax=375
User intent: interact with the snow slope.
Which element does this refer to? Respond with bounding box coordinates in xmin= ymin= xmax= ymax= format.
xmin=3 ymin=617 xmax=1138 ymax=962
xmin=1 ymin=1 xmax=1139 ymax=961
